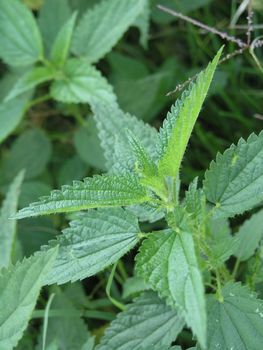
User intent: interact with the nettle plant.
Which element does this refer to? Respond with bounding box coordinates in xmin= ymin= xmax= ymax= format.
xmin=2 ymin=48 xmax=263 ymax=349
xmin=0 ymin=0 xmax=147 ymax=143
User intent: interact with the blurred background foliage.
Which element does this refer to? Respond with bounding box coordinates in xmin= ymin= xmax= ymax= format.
xmin=0 ymin=0 xmax=262 ymax=348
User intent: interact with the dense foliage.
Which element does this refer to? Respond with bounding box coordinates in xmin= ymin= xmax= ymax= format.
xmin=0 ymin=0 xmax=263 ymax=349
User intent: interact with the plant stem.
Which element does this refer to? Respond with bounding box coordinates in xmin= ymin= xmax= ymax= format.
xmin=215 ymin=269 xmax=224 ymax=302
xmin=42 ymin=293 xmax=55 ymax=350
xmin=232 ymin=258 xmax=241 ymax=279
xmin=25 ymin=94 xmax=51 ymax=111
xmin=106 ymin=262 xmax=125 ymax=311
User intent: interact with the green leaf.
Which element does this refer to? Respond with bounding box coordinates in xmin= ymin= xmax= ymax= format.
xmin=73 ymin=119 xmax=106 ymax=170
xmin=0 ymin=128 xmax=52 ymax=184
xmin=133 ymin=0 xmax=150 ymax=48
xmin=14 ymin=174 xmax=150 ymax=219
xmin=0 ymin=248 xmax=57 ymax=350
xmin=97 ymin=291 xmax=185 ymax=350
xmin=136 ymin=222 xmax=206 ymax=347
xmin=58 ymin=156 xmax=86 ymax=187
xmin=207 ymin=218 xmax=238 ymax=268
xmin=205 ymin=282 xmax=263 ymax=350
xmin=122 ymin=276 xmax=150 ymax=299
xmin=0 ymin=171 xmax=24 ymax=268
xmin=93 ymin=102 xmax=158 ymax=174
xmin=38 ymin=0 xmax=71 ymax=54
xmin=72 ymin=0 xmax=146 ymax=62
xmin=127 ymin=130 xmax=157 ymax=178
xmin=157 ymin=48 xmax=222 ymax=179
xmin=234 ymin=209 xmax=263 ymax=261
xmin=0 ymin=0 xmax=43 ymax=66
xmin=0 ymin=94 xmax=29 ymax=144
xmin=204 ymin=132 xmax=263 ymax=218
xmin=50 ymin=58 xmax=116 ymax=105
xmin=5 ymin=67 xmax=54 ymax=101
xmin=38 ymin=290 xmax=92 ymax=349
xmin=50 ymin=12 xmax=77 ymax=67
xmin=43 ymin=208 xmax=140 ymax=284
xmin=114 ymin=72 xmax=169 ymax=121
xmin=18 ymin=217 xmax=57 ymax=257
xmin=184 ymin=178 xmax=207 ymax=229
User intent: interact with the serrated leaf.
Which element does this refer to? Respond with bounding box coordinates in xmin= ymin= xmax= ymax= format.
xmin=204 ymin=132 xmax=263 ymax=218
xmin=42 ymin=208 xmax=141 ymax=284
xmin=0 ymin=0 xmax=43 ymax=66
xmin=96 ymin=291 xmax=185 ymax=350
xmin=0 ymin=171 xmax=24 ymax=269
xmin=157 ymin=48 xmax=222 ymax=179
xmin=234 ymin=209 xmax=263 ymax=261
xmin=127 ymin=130 xmax=157 ymax=178
xmin=127 ymin=202 xmax=165 ymax=223
xmin=205 ymin=282 xmax=263 ymax=350
xmin=0 ymin=94 xmax=29 ymax=144
xmin=0 ymin=248 xmax=57 ymax=350
xmin=207 ymin=217 xmax=238 ymax=268
xmin=93 ymin=102 xmax=158 ymax=174
xmin=50 ymin=12 xmax=77 ymax=67
xmin=38 ymin=0 xmax=71 ymax=54
xmin=14 ymin=174 xmax=150 ymax=219
xmin=184 ymin=177 xmax=207 ymax=229
xmin=136 ymin=226 xmax=206 ymax=347
xmin=72 ymin=0 xmax=146 ymax=62
xmin=5 ymin=66 xmax=54 ymax=101
xmin=50 ymin=58 xmax=116 ymax=105
xmin=93 ymin=103 xmax=161 ymax=223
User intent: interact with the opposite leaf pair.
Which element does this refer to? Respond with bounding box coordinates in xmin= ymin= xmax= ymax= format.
xmin=0 ymin=0 xmax=148 ymax=143
xmin=8 ymin=47 xmax=263 ymax=349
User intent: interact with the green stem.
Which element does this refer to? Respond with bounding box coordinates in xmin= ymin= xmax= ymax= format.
xmin=215 ymin=269 xmax=224 ymax=302
xmin=106 ymin=262 xmax=125 ymax=311
xmin=32 ymin=309 xmax=115 ymax=321
xmin=232 ymin=258 xmax=241 ymax=279
xmin=117 ymin=260 xmax=129 ymax=281
xmin=25 ymin=94 xmax=51 ymax=111
xmin=215 ymin=270 xmax=224 ymax=303
xmin=42 ymin=293 xmax=55 ymax=350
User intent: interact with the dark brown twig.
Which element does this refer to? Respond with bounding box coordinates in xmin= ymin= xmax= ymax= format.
xmin=157 ymin=5 xmax=247 ymax=48
xmin=157 ymin=2 xmax=263 ymax=95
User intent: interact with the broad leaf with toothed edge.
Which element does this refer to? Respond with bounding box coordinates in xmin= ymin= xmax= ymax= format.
xmin=204 ymin=132 xmax=263 ymax=218
xmin=72 ymin=0 xmax=147 ymax=62
xmin=42 ymin=208 xmax=141 ymax=285
xmin=0 ymin=0 xmax=43 ymax=66
xmin=14 ymin=174 xmax=150 ymax=219
xmin=202 ymin=282 xmax=263 ymax=350
xmin=96 ymin=291 xmax=185 ymax=350
xmin=157 ymin=47 xmax=222 ymax=179
xmin=136 ymin=209 xmax=206 ymax=348
xmin=0 ymin=248 xmax=57 ymax=350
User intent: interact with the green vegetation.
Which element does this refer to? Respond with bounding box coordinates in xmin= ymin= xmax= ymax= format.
xmin=0 ymin=1 xmax=263 ymax=349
